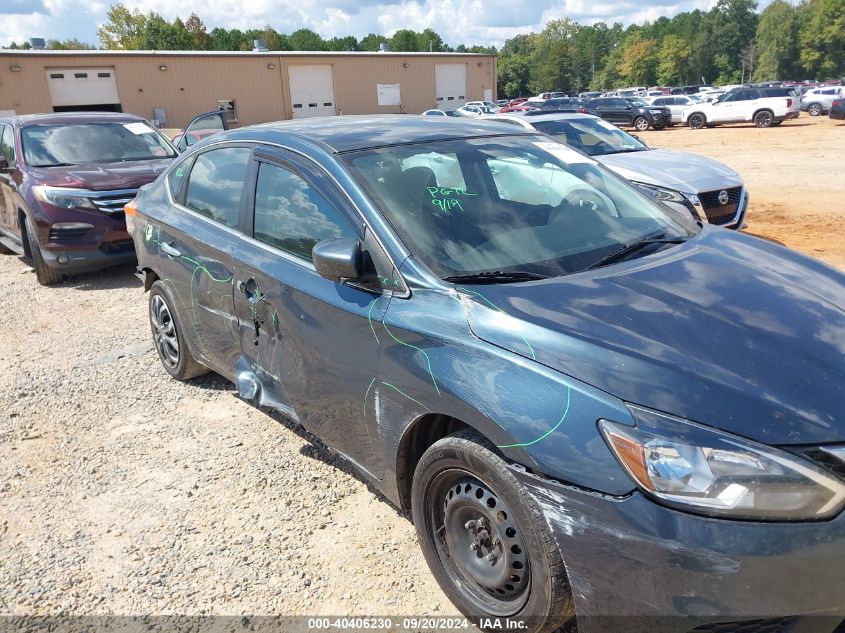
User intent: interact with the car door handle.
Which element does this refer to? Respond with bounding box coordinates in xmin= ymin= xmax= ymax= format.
xmin=160 ymin=242 xmax=181 ymax=258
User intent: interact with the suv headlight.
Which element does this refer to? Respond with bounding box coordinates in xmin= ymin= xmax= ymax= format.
xmin=632 ymin=182 xmax=688 ymax=203
xmin=600 ymin=406 xmax=845 ymax=521
xmin=32 ymin=185 xmax=96 ymax=210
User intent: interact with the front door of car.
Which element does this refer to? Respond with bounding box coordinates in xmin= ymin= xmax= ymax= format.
xmin=150 ymin=145 xmax=249 ymax=378
xmin=231 ymin=149 xmax=399 ymax=477
xmin=0 ymin=124 xmax=17 ymax=233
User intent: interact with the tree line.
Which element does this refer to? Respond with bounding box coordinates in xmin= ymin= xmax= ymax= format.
xmin=4 ymin=0 xmax=842 ymax=96
xmin=499 ymin=0 xmax=844 ymax=97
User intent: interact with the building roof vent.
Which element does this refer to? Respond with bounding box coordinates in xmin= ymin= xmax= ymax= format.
xmin=253 ymin=39 xmax=269 ymax=52
xmin=378 ymin=42 xmax=389 ymax=52
xmin=29 ymin=37 xmax=46 ymax=50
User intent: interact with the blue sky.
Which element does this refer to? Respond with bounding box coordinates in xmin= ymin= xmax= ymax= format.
xmin=0 ymin=0 xmax=778 ymax=49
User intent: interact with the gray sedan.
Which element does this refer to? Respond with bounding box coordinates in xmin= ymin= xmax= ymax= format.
xmin=485 ymin=112 xmax=748 ymax=228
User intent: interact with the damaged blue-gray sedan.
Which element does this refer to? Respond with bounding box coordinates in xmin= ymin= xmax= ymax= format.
xmin=127 ymin=115 xmax=845 ymax=633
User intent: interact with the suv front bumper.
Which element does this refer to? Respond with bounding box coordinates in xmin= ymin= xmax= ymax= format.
xmin=512 ymin=467 xmax=845 ymax=633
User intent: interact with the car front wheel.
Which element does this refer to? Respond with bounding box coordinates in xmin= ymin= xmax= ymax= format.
xmin=807 ymin=103 xmax=822 ymax=116
xmin=412 ymin=430 xmax=574 ymax=633
xmin=633 ymin=116 xmax=650 ymax=131
xmin=148 ymin=280 xmax=208 ymax=381
xmin=688 ymin=113 xmax=706 ymax=129
xmin=24 ymin=216 xmax=63 ymax=286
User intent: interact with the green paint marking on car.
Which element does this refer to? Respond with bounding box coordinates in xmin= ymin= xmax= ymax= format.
xmin=381 ymin=381 xmax=429 ymax=411
xmin=458 ymin=287 xmax=536 ymax=361
xmin=382 ymin=322 xmax=440 ymax=396
xmin=497 ymin=385 xmax=571 ymax=449
xmin=367 ymin=297 xmax=381 ymax=345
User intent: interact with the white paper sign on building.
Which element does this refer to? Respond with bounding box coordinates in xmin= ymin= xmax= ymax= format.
xmin=377 ymin=83 xmax=401 ymax=106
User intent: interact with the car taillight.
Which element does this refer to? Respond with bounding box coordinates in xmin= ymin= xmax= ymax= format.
xmin=578 ymin=107 xmax=587 ymax=113
xmin=833 ymin=100 xmax=844 ymax=107
xmin=787 ymin=98 xmax=793 ymax=108
xmin=124 ymin=199 xmax=137 ymax=236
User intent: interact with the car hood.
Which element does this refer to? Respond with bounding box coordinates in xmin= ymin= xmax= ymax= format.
xmin=458 ymin=228 xmax=845 ymax=445
xmin=27 ymin=159 xmax=173 ymax=191
xmin=595 ymin=148 xmax=742 ymax=193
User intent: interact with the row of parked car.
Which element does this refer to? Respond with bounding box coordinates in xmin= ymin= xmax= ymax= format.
xmin=1 ymin=107 xmax=844 ymax=633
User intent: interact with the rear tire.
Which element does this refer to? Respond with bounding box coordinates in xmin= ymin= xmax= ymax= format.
xmin=148 ymin=280 xmax=209 ymax=381
xmin=807 ymin=103 xmax=822 ymax=117
xmin=633 ymin=116 xmax=650 ymax=132
xmin=24 ymin=216 xmax=63 ymax=286
xmin=688 ymin=113 xmax=706 ymax=129
xmin=754 ymin=110 xmax=774 ymax=128
xmin=411 ymin=430 xmax=574 ymax=633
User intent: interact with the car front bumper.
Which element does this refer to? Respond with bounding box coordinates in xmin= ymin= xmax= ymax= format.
xmin=41 ymin=240 xmax=136 ymax=274
xmin=512 ymin=467 xmax=845 ymax=633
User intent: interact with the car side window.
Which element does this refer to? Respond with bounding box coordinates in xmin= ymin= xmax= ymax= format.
xmin=734 ymin=90 xmax=758 ymax=101
xmin=0 ymin=125 xmax=15 ymax=166
xmin=253 ymin=161 xmax=358 ymax=262
xmin=167 ymin=158 xmax=192 ymax=199
xmin=184 ymin=147 xmax=251 ymax=228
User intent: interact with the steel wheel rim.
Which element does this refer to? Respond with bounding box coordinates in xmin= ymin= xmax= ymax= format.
xmin=427 ymin=469 xmax=530 ymax=616
xmin=151 ymin=294 xmax=179 ymax=369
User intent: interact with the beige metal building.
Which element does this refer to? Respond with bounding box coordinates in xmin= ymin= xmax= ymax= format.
xmin=0 ymin=50 xmax=497 ymax=129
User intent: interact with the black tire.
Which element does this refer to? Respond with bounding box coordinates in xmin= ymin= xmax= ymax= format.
xmin=754 ymin=110 xmax=774 ymax=128
xmin=633 ymin=116 xmax=650 ymax=132
xmin=807 ymin=103 xmax=822 ymax=117
xmin=688 ymin=113 xmax=706 ymax=129
xmin=411 ymin=430 xmax=574 ymax=633
xmin=148 ymin=280 xmax=208 ymax=380
xmin=24 ymin=216 xmax=63 ymax=286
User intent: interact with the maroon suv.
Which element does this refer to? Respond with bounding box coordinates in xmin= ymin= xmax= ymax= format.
xmin=0 ymin=112 xmax=177 ymax=285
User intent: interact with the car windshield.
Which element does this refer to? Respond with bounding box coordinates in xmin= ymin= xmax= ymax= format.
xmin=531 ymin=117 xmax=647 ymax=156
xmin=342 ymin=136 xmax=697 ymax=279
xmin=22 ymin=121 xmax=177 ymax=167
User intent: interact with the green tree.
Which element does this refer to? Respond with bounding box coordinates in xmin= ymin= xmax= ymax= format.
xmin=390 ymin=29 xmax=420 ymax=52
xmin=417 ymin=28 xmax=448 ymax=52
xmin=47 ymin=38 xmax=96 ymax=50
xmin=708 ymin=0 xmax=758 ymax=83
xmin=755 ymin=1 xmax=799 ymax=80
xmin=656 ymin=34 xmax=691 ymax=85
xmin=618 ymin=36 xmax=658 ymax=85
xmin=289 ymin=28 xmax=325 ymax=51
xmin=497 ymin=54 xmax=532 ymax=97
xmin=184 ymin=13 xmax=211 ymax=50
xmin=359 ymin=33 xmax=388 ymax=51
xmin=530 ymin=18 xmax=580 ymax=93
xmin=98 ymin=3 xmax=146 ymax=49
xmin=799 ymin=0 xmax=845 ymax=79
xmin=327 ymin=36 xmax=359 ymax=51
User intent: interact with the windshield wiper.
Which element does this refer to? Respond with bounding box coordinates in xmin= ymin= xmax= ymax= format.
xmin=586 ymin=234 xmax=691 ymax=271
xmin=444 ymin=271 xmax=548 ymax=284
xmin=31 ymin=162 xmax=75 ymax=168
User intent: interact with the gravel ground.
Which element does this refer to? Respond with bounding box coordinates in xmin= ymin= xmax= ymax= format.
xmin=0 ymin=256 xmax=460 ymax=629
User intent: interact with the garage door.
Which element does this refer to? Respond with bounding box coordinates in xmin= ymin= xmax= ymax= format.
xmin=435 ymin=64 xmax=467 ymax=109
xmin=288 ymin=65 xmax=336 ymax=119
xmin=46 ymin=68 xmax=121 ymax=111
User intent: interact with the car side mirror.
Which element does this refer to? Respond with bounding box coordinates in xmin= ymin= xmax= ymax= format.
xmin=313 ymin=237 xmax=362 ymax=282
xmin=0 ymin=156 xmax=9 ymax=172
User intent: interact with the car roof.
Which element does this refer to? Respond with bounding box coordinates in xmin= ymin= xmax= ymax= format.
xmin=222 ymin=115 xmax=537 ymax=153
xmin=488 ymin=112 xmax=596 ymax=127
xmin=1 ymin=112 xmax=148 ymax=127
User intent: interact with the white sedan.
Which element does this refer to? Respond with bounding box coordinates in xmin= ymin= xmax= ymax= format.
xmin=648 ymin=94 xmax=705 ymax=123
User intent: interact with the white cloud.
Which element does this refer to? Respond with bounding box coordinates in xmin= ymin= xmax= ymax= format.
xmin=0 ymin=0 xmax=787 ymax=49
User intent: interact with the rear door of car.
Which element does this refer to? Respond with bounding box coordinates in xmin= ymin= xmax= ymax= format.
xmin=230 ymin=146 xmax=401 ymax=477
xmin=151 ymin=143 xmax=250 ymax=377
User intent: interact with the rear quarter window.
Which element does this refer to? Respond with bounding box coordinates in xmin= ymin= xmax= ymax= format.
xmin=183 ymin=147 xmax=251 ymax=228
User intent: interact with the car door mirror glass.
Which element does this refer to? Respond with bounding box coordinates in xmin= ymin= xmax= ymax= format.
xmin=313 ymin=237 xmax=362 ymax=282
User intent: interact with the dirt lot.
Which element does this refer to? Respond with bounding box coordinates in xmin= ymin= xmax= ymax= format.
xmin=0 ymin=114 xmax=842 ymax=628
xmin=638 ymin=115 xmax=845 ymax=270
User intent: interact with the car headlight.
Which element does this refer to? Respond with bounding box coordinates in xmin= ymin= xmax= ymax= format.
xmin=32 ymin=185 xmax=96 ymax=210
xmin=632 ymin=182 xmax=688 ymax=203
xmin=599 ymin=407 xmax=845 ymax=521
